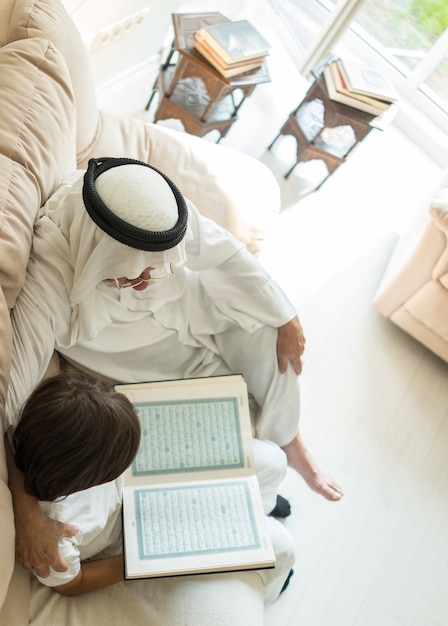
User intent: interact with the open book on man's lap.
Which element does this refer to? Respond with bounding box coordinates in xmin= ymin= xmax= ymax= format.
xmin=116 ymin=375 xmax=275 ymax=579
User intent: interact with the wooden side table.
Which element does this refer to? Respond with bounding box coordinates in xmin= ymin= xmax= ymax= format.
xmin=147 ymin=12 xmax=271 ymax=141
xmin=269 ymin=74 xmax=377 ymax=186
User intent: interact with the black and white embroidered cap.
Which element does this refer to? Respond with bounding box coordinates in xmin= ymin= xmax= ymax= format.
xmin=82 ymin=157 xmax=189 ymax=251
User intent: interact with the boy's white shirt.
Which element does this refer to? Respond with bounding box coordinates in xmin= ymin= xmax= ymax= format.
xmin=35 ymin=476 xmax=123 ymax=587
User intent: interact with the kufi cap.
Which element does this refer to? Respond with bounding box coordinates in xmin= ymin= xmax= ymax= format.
xmin=82 ymin=157 xmax=188 ymax=251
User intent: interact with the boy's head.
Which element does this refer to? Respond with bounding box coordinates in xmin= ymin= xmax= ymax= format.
xmin=13 ymin=373 xmax=141 ymax=501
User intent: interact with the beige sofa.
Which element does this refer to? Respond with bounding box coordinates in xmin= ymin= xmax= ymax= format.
xmin=374 ymin=169 xmax=448 ymax=363
xmin=0 ymin=0 xmax=281 ymax=623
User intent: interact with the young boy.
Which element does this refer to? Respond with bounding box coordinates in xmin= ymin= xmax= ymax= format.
xmin=10 ymin=372 xmax=141 ymax=596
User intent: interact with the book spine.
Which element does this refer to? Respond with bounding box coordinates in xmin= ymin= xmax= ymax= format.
xmin=194 ymin=35 xmax=266 ymax=68
xmin=323 ymin=64 xmax=384 ymax=115
xmin=327 ymin=61 xmax=390 ymax=111
xmin=194 ymin=44 xmax=263 ymax=78
xmin=196 ymin=28 xmax=269 ymax=64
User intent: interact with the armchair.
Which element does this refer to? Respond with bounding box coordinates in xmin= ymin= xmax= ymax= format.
xmin=374 ymin=169 xmax=448 ymax=363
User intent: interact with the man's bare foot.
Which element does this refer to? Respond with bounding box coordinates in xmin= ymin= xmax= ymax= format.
xmin=282 ymin=434 xmax=344 ymax=501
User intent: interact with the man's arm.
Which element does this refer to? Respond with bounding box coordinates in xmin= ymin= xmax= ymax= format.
xmin=53 ymin=555 xmax=124 ymax=596
xmin=5 ymin=435 xmax=78 ymax=577
xmin=187 ymin=205 xmax=298 ymax=328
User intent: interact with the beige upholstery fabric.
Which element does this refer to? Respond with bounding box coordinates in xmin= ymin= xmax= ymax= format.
xmin=0 ymin=564 xmax=30 ymax=626
xmin=0 ymin=35 xmax=75 ymax=613
xmin=8 ymin=0 xmax=99 ymax=160
xmin=0 ymin=37 xmax=75 ymax=307
xmin=0 ymin=0 xmax=15 ymax=46
xmin=0 ymin=289 xmax=14 ymax=610
xmin=375 ymin=169 xmax=448 ymax=362
xmin=29 ymin=571 xmax=264 ymax=626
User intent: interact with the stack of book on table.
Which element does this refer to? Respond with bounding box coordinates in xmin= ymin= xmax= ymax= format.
xmin=193 ymin=19 xmax=271 ymax=79
xmin=323 ymin=58 xmax=397 ymax=117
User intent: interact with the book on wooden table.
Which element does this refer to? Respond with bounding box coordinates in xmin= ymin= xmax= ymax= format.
xmin=323 ymin=62 xmax=390 ymax=116
xmin=193 ymin=37 xmax=266 ymax=78
xmin=194 ymin=19 xmax=271 ymax=65
xmin=226 ymin=62 xmax=271 ymax=86
xmin=115 ymin=374 xmax=276 ymax=580
xmin=335 ymin=59 xmax=397 ymax=104
xmin=171 ymin=12 xmax=230 ymax=51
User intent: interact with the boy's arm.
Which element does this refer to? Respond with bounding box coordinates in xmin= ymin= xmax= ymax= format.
xmin=4 ymin=435 xmax=78 ymax=577
xmin=53 ymin=555 xmax=124 ymax=596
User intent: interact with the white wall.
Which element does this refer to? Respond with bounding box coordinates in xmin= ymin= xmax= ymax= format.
xmin=63 ymin=0 xmax=180 ymax=89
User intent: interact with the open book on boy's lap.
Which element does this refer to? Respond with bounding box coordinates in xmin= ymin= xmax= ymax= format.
xmin=116 ymin=375 xmax=275 ymax=579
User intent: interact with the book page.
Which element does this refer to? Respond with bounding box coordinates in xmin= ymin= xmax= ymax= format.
xmin=117 ymin=376 xmax=255 ymax=485
xmin=133 ymin=397 xmax=244 ymax=475
xmin=136 ymin=481 xmax=260 ymax=556
xmin=201 ymin=20 xmax=271 ymax=62
xmin=337 ymin=59 xmax=397 ymax=102
xmin=123 ymin=476 xmax=275 ymax=578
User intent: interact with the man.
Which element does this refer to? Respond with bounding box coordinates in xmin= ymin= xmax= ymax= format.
xmin=5 ymin=157 xmax=343 ymax=576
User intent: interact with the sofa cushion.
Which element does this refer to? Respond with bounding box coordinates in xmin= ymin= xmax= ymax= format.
xmin=29 ymin=570 xmax=264 ymax=626
xmin=7 ymin=0 xmax=98 ymax=161
xmin=0 ymin=37 xmax=75 ymax=307
xmin=0 ymin=0 xmax=15 ymax=47
xmin=0 ymin=288 xmax=14 ymax=609
xmin=86 ymin=113 xmax=280 ymax=256
xmin=0 ymin=441 xmax=15 ymax=613
xmin=404 ymin=278 xmax=448 ymax=342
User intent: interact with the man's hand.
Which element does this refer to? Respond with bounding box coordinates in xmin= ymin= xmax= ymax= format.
xmin=5 ymin=434 xmax=78 ymax=577
xmin=277 ymin=316 xmax=306 ymax=375
xmin=15 ymin=509 xmax=78 ymax=578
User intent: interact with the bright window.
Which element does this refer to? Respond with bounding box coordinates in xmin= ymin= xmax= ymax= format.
xmin=270 ymin=0 xmax=448 ymax=162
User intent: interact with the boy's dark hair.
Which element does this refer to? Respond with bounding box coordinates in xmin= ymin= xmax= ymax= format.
xmin=13 ymin=373 xmax=141 ymax=501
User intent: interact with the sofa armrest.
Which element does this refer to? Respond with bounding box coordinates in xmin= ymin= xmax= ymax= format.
xmin=8 ymin=0 xmax=98 ymax=162
xmin=0 ymin=287 xmax=14 ymax=610
xmin=0 ymin=34 xmax=76 ymax=617
xmin=373 ymin=169 xmax=448 ymax=362
xmin=0 ymin=563 xmax=30 ymax=626
xmin=375 ymin=169 xmax=448 ymax=317
xmin=0 ymin=438 xmax=15 ymax=610
xmin=374 ymin=216 xmax=446 ymax=317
